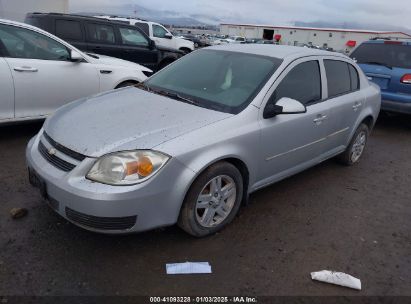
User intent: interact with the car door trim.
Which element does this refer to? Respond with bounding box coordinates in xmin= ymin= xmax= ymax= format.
xmin=265 ymin=126 xmax=349 ymax=161
xmin=265 ymin=137 xmax=326 ymax=161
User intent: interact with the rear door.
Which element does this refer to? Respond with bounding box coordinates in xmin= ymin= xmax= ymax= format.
xmin=0 ymin=23 xmax=99 ymax=119
xmin=54 ymin=18 xmax=88 ymax=51
xmin=85 ymin=22 xmax=119 ymax=58
xmin=322 ymin=59 xmax=364 ymax=153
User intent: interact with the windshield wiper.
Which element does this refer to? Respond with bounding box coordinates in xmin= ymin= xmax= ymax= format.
xmin=150 ymin=88 xmax=200 ymax=106
xmin=135 ymin=82 xmax=151 ymax=92
xmin=361 ymin=61 xmax=392 ymax=69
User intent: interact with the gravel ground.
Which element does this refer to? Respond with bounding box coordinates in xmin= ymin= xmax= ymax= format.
xmin=0 ymin=114 xmax=410 ymax=297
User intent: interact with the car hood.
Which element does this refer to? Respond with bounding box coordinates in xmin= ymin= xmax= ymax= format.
xmin=44 ymin=88 xmax=231 ymax=158
xmin=85 ymin=53 xmax=152 ymax=72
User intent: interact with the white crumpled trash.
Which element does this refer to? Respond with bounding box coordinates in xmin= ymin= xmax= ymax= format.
xmin=311 ymin=270 xmax=362 ymax=290
xmin=166 ymin=262 xmax=212 ymax=274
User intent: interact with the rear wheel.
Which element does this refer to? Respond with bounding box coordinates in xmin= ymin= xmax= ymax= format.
xmin=178 ymin=162 xmax=243 ymax=237
xmin=338 ymin=123 xmax=369 ymax=166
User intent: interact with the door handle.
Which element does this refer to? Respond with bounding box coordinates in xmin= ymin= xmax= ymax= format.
xmin=352 ymin=102 xmax=362 ymax=111
xmin=313 ymin=114 xmax=328 ymax=125
xmin=14 ymin=66 xmax=38 ymax=72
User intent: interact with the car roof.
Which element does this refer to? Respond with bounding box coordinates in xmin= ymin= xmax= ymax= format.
xmin=0 ymin=18 xmax=54 ymax=34
xmin=207 ymin=44 xmax=348 ymax=60
xmin=26 ymin=12 xmax=136 ymax=27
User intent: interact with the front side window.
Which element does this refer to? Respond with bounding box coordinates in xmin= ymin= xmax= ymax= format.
xmin=271 ymin=60 xmax=322 ymax=105
xmin=87 ymin=24 xmax=115 ymax=43
xmin=119 ymin=27 xmax=149 ymax=46
xmin=324 ymin=60 xmax=351 ymax=98
xmin=153 ymin=24 xmax=168 ymax=38
xmin=145 ymin=49 xmax=282 ymax=114
xmin=0 ymin=24 xmax=70 ymax=61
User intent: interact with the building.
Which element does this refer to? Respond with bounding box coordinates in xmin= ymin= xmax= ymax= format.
xmin=220 ymin=23 xmax=411 ymax=53
xmin=0 ymin=0 xmax=69 ymax=22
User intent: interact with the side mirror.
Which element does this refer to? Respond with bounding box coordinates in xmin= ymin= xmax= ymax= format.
xmin=263 ymin=97 xmax=306 ymax=119
xmin=70 ymin=50 xmax=83 ymax=62
xmin=164 ymin=33 xmax=173 ymax=39
xmin=149 ymin=39 xmax=156 ymax=49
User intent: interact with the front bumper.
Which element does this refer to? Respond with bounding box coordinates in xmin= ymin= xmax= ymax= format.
xmin=26 ymin=132 xmax=195 ymax=234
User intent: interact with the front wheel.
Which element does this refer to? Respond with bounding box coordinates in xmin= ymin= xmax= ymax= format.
xmin=337 ymin=123 xmax=369 ymax=166
xmin=178 ymin=162 xmax=243 ymax=237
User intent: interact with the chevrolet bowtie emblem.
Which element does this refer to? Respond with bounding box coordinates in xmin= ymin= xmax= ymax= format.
xmin=48 ymin=148 xmax=57 ymax=156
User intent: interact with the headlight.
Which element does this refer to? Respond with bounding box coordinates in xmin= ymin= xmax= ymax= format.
xmin=86 ymin=150 xmax=170 ymax=186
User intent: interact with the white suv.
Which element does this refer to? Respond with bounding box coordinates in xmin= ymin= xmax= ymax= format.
xmin=96 ymin=16 xmax=195 ymax=53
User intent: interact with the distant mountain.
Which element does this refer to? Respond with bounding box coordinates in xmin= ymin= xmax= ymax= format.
xmin=73 ymin=3 xmax=222 ymax=27
xmin=294 ymin=21 xmax=411 ymax=34
xmin=73 ymin=3 xmax=411 ymax=34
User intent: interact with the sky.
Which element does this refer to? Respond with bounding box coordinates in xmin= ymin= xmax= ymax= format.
xmin=70 ymin=0 xmax=411 ymax=29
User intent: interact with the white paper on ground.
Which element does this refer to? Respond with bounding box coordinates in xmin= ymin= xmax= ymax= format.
xmin=311 ymin=270 xmax=362 ymax=290
xmin=166 ymin=262 xmax=212 ymax=274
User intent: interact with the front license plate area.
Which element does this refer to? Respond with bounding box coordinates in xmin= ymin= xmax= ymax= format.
xmin=28 ymin=167 xmax=48 ymax=200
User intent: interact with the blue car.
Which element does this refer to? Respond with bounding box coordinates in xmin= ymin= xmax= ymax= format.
xmin=350 ymin=39 xmax=411 ymax=114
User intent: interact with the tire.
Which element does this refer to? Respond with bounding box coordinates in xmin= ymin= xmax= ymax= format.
xmin=180 ymin=48 xmax=192 ymax=54
xmin=158 ymin=60 xmax=173 ymax=71
xmin=178 ymin=162 xmax=243 ymax=237
xmin=337 ymin=123 xmax=369 ymax=166
xmin=115 ymin=81 xmax=137 ymax=89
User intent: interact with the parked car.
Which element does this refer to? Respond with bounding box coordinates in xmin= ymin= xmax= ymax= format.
xmin=0 ymin=18 xmax=151 ymax=124
xmin=350 ymin=39 xmax=411 ymax=114
xmin=226 ymin=36 xmax=246 ymax=44
xmin=27 ymin=45 xmax=380 ymax=237
xmin=212 ymin=38 xmax=230 ymax=45
xmin=25 ymin=13 xmax=182 ymax=71
xmin=95 ymin=16 xmax=195 ymax=53
xmin=179 ymin=34 xmax=211 ymax=48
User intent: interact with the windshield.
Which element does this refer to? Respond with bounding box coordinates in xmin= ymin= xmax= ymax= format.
xmin=350 ymin=43 xmax=411 ymax=69
xmin=144 ymin=49 xmax=282 ymax=114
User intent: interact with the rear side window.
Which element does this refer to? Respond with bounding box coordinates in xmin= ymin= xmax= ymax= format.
xmin=87 ymin=23 xmax=115 ymax=44
xmin=348 ymin=64 xmax=360 ymax=90
xmin=134 ymin=23 xmax=149 ymax=36
xmin=350 ymin=43 xmax=411 ymax=69
xmin=56 ymin=20 xmax=83 ymax=40
xmin=272 ymin=60 xmax=322 ymax=105
xmin=324 ymin=60 xmax=351 ymax=98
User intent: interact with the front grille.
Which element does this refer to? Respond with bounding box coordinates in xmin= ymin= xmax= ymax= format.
xmin=65 ymin=207 xmax=137 ymax=231
xmin=38 ymin=141 xmax=76 ymax=172
xmin=43 ymin=132 xmax=86 ymax=161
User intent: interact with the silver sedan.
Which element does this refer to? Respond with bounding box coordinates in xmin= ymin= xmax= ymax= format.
xmin=26 ymin=45 xmax=381 ymax=237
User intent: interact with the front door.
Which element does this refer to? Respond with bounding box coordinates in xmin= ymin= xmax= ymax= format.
xmin=0 ymin=23 xmax=99 ymax=119
xmin=0 ymin=57 xmax=14 ymax=120
xmin=257 ymin=59 xmax=329 ymax=187
xmin=116 ymin=26 xmax=159 ymax=70
xmin=151 ymin=24 xmax=175 ymax=50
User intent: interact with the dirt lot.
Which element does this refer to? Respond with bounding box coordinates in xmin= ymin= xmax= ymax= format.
xmin=0 ymin=114 xmax=410 ymax=297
